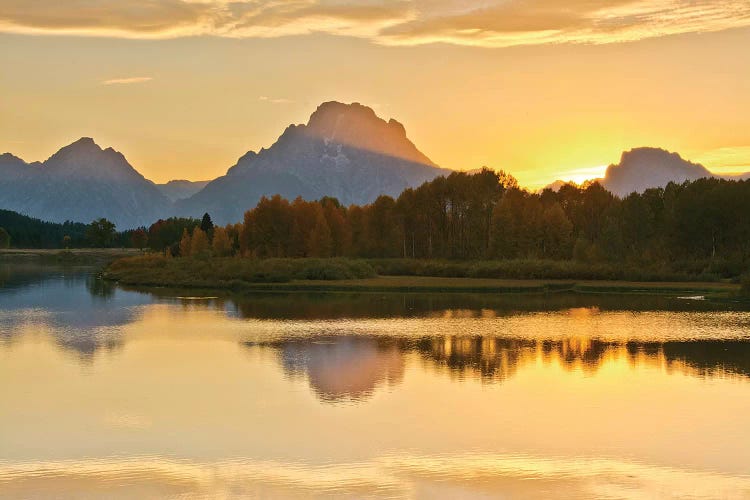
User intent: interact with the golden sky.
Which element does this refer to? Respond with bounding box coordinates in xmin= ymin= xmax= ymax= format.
xmin=1 ymin=1 xmax=749 ymax=188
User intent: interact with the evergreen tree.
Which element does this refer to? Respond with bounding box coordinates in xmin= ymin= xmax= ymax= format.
xmin=0 ymin=227 xmax=10 ymax=249
xmin=200 ymin=213 xmax=214 ymax=241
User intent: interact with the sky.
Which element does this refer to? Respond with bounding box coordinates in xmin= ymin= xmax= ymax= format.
xmin=1 ymin=1 xmax=749 ymax=189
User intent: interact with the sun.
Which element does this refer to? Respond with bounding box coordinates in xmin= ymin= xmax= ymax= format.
xmin=559 ymin=165 xmax=608 ymax=185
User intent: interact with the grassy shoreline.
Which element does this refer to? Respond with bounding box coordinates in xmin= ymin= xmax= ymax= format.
xmin=103 ymin=255 xmax=741 ymax=296
xmin=0 ymin=248 xmax=140 ymax=265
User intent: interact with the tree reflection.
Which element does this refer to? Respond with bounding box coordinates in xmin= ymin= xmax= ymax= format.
xmin=250 ymin=335 xmax=750 ymax=404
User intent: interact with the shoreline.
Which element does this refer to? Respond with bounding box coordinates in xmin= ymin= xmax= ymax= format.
xmin=104 ymin=272 xmax=739 ymax=297
xmin=0 ymin=248 xmax=140 ymax=265
xmin=100 ymin=255 xmax=745 ymax=298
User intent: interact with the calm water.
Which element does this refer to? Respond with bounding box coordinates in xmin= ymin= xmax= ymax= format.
xmin=2 ymin=264 xmax=750 ymax=499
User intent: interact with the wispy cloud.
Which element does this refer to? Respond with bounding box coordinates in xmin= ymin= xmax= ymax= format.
xmin=259 ymin=96 xmax=292 ymax=104
xmin=693 ymin=146 xmax=750 ymax=174
xmin=2 ymin=1 xmax=750 ymax=48
xmin=101 ymin=76 xmax=153 ymax=85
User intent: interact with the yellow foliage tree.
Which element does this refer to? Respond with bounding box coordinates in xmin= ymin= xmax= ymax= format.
xmin=179 ymin=228 xmax=192 ymax=257
xmin=212 ymin=226 xmax=232 ymax=257
xmin=307 ymin=207 xmax=332 ymax=257
xmin=190 ymin=227 xmax=210 ymax=257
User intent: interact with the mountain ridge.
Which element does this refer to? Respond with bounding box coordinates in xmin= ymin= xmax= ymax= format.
xmin=0 ymin=138 xmax=171 ymax=229
xmin=176 ymin=101 xmax=450 ymax=224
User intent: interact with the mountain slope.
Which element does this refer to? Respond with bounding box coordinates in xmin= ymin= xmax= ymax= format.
xmin=0 ymin=138 xmax=171 ymax=229
xmin=177 ymin=102 xmax=450 ymax=224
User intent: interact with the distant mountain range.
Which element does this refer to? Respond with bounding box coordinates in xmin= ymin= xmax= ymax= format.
xmin=0 ymin=102 xmax=448 ymax=228
xmin=2 ymin=102 xmax=749 ymax=229
xmin=546 ymin=147 xmax=750 ymax=197
xmin=0 ymin=138 xmax=170 ymax=229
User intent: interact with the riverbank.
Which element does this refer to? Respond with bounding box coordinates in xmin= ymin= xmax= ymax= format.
xmin=103 ymin=255 xmax=741 ymax=296
xmin=0 ymin=248 xmax=141 ymax=265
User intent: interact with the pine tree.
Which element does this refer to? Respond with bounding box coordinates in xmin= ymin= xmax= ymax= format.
xmin=200 ymin=213 xmax=214 ymax=241
xmin=0 ymin=227 xmax=9 ymax=249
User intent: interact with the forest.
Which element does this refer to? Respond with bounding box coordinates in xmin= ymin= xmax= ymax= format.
xmin=0 ymin=210 xmax=144 ymax=249
xmin=157 ymin=169 xmax=750 ymax=281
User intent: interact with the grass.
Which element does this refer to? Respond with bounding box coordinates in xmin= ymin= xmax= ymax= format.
xmin=367 ymin=258 xmax=733 ymax=282
xmin=0 ymin=248 xmax=140 ymax=265
xmin=103 ymin=255 xmax=741 ymax=296
xmin=104 ymin=255 xmax=376 ymax=288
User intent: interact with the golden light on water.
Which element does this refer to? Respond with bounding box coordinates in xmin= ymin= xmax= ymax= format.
xmin=3 ymin=273 xmax=750 ymax=497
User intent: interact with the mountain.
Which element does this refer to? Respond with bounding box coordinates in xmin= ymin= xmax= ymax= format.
xmin=176 ymin=101 xmax=450 ymax=224
xmin=0 ymin=138 xmax=171 ymax=229
xmin=156 ymin=179 xmax=210 ymax=202
xmin=601 ymin=147 xmax=750 ymax=197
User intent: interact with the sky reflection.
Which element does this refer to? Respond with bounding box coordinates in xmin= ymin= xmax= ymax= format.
xmin=2 ymin=266 xmax=750 ymax=497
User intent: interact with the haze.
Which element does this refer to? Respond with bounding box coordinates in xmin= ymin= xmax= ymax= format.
xmin=1 ymin=1 xmax=750 ymax=188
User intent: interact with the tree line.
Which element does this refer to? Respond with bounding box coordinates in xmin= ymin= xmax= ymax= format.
xmin=146 ymin=169 xmax=750 ymax=276
xmin=4 ymin=168 xmax=750 ymax=279
xmin=0 ymin=209 xmax=147 ymax=249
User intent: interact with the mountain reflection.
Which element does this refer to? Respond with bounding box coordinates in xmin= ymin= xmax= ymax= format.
xmin=0 ymin=264 xmax=151 ymax=359
xmin=250 ymin=335 xmax=750 ymax=403
xmin=249 ymin=336 xmax=404 ymax=403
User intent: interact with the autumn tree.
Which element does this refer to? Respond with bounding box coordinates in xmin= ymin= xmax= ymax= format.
xmin=131 ymin=228 xmax=148 ymax=250
xmin=321 ymin=197 xmax=351 ymax=257
xmin=190 ymin=227 xmax=210 ymax=258
xmin=307 ymin=206 xmax=333 ymax=257
xmin=179 ymin=228 xmax=192 ymax=257
xmin=211 ymin=226 xmax=233 ymax=257
xmin=241 ymin=195 xmax=294 ymax=257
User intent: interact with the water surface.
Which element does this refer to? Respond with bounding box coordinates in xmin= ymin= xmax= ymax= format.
xmin=2 ymin=264 xmax=750 ymax=498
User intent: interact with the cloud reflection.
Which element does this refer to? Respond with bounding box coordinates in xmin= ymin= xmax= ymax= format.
xmin=0 ymin=452 xmax=748 ymax=498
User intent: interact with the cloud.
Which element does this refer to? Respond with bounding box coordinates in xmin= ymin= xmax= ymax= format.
xmin=1 ymin=0 xmax=750 ymax=47
xmin=101 ymin=76 xmax=153 ymax=85
xmin=259 ymin=96 xmax=293 ymax=104
xmin=692 ymin=146 xmax=750 ymax=174
xmin=0 ymin=0 xmax=212 ymax=37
